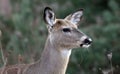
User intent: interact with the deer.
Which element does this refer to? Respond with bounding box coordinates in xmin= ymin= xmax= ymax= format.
xmin=0 ymin=7 xmax=92 ymax=74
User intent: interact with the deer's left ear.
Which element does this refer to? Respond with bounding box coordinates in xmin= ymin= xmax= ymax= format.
xmin=65 ymin=9 xmax=83 ymax=25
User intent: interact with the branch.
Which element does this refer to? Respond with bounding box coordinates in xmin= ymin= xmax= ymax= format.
xmin=0 ymin=30 xmax=7 ymax=66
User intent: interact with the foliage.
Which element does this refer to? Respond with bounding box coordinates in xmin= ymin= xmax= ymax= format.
xmin=0 ymin=0 xmax=120 ymax=74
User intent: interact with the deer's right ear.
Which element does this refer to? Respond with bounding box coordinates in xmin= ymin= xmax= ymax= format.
xmin=43 ymin=7 xmax=56 ymax=27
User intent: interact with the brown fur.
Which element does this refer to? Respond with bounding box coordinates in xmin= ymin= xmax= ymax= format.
xmin=53 ymin=19 xmax=77 ymax=31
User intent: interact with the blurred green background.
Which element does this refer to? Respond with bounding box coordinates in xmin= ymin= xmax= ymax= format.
xmin=0 ymin=0 xmax=120 ymax=74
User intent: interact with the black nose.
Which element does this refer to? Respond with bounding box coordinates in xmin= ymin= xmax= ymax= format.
xmin=84 ymin=38 xmax=92 ymax=45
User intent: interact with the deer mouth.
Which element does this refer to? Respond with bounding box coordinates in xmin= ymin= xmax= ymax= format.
xmin=80 ymin=44 xmax=91 ymax=48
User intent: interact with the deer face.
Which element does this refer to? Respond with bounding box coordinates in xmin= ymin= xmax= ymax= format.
xmin=43 ymin=7 xmax=92 ymax=49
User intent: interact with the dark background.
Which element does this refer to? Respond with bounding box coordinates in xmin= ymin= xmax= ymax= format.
xmin=0 ymin=0 xmax=120 ymax=74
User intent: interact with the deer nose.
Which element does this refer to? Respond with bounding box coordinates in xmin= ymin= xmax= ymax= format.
xmin=83 ymin=38 xmax=92 ymax=45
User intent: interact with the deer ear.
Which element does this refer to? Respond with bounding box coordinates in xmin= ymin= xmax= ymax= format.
xmin=43 ymin=7 xmax=56 ymax=27
xmin=65 ymin=9 xmax=83 ymax=25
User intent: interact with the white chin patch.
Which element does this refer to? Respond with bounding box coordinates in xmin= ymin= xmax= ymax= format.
xmin=82 ymin=45 xmax=90 ymax=48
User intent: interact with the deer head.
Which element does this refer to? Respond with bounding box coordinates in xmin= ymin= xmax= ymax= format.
xmin=43 ymin=7 xmax=92 ymax=50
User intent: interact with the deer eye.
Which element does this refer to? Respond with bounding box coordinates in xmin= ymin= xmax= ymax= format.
xmin=62 ymin=28 xmax=71 ymax=32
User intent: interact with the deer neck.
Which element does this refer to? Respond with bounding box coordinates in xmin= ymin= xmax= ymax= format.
xmin=25 ymin=35 xmax=72 ymax=74
xmin=39 ymin=35 xmax=71 ymax=74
